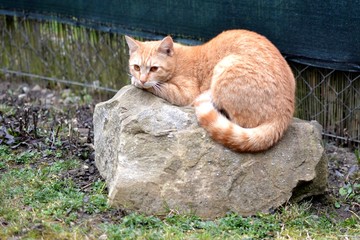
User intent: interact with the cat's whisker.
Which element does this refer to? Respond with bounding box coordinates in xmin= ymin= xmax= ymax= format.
xmin=152 ymin=83 xmax=161 ymax=95
xmin=154 ymin=82 xmax=165 ymax=95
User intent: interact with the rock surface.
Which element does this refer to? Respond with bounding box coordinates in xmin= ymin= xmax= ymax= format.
xmin=94 ymin=85 xmax=328 ymax=219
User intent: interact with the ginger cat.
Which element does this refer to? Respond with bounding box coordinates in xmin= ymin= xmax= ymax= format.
xmin=125 ymin=30 xmax=295 ymax=152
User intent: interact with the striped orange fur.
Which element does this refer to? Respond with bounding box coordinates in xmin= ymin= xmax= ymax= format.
xmin=125 ymin=30 xmax=295 ymax=152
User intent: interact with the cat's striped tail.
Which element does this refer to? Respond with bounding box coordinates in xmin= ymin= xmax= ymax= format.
xmin=193 ymin=91 xmax=286 ymax=152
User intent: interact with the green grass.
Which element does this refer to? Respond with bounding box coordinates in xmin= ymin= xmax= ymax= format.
xmin=0 ymin=145 xmax=359 ymax=239
xmin=99 ymin=205 xmax=359 ymax=240
xmin=356 ymin=149 xmax=360 ymax=164
xmin=0 ymin=145 xmax=110 ymax=239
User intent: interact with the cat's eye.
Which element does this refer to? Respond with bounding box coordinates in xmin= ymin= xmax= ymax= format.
xmin=133 ymin=65 xmax=140 ymax=71
xmin=150 ymin=66 xmax=159 ymax=72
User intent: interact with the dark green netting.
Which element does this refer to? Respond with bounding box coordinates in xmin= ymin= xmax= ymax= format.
xmin=0 ymin=0 xmax=359 ymax=71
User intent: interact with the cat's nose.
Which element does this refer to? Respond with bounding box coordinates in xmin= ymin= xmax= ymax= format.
xmin=139 ymin=74 xmax=147 ymax=84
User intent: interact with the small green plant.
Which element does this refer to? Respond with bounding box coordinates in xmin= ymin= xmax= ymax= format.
xmin=334 ymin=149 xmax=360 ymax=209
xmin=355 ymin=149 xmax=360 ymax=164
xmin=339 ymin=182 xmax=360 ymax=203
xmin=0 ymin=162 xmax=6 ymax=169
xmin=15 ymin=150 xmax=40 ymax=164
xmin=82 ymin=93 xmax=93 ymax=105
xmin=92 ymin=178 xmax=107 ymax=194
xmin=220 ymin=213 xmax=280 ymax=238
xmin=0 ymin=145 xmax=11 ymax=157
xmin=121 ymin=213 xmax=164 ymax=230
xmin=339 ymin=184 xmax=353 ymax=199
xmin=0 ymin=104 xmax=16 ymax=116
xmin=0 ymin=146 xmax=41 ymax=166
xmin=0 ymin=145 xmax=10 ymax=169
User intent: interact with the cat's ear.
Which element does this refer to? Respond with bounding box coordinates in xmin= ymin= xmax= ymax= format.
xmin=125 ymin=35 xmax=140 ymax=54
xmin=158 ymin=36 xmax=174 ymax=56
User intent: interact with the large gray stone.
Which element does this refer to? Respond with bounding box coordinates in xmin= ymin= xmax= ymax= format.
xmin=94 ymin=85 xmax=327 ymax=219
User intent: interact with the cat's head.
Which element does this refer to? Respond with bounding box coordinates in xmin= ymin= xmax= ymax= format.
xmin=125 ymin=36 xmax=176 ymax=89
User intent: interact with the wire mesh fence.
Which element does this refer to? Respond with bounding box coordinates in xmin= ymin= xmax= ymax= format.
xmin=293 ymin=63 xmax=360 ymax=146
xmin=0 ymin=15 xmax=359 ymax=145
xmin=0 ymin=15 xmax=128 ymax=93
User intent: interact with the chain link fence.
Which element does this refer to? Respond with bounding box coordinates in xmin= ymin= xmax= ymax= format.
xmin=0 ymin=15 xmax=129 ymax=93
xmin=293 ymin=63 xmax=360 ymax=146
xmin=1 ymin=15 xmax=359 ymax=146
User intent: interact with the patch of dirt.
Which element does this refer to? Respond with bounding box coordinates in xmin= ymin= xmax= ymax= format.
xmin=324 ymin=143 xmax=360 ymax=219
xmin=0 ymin=80 xmax=359 ymax=222
xmin=0 ymin=81 xmax=100 ymax=188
